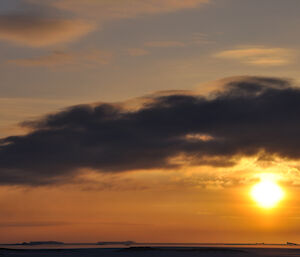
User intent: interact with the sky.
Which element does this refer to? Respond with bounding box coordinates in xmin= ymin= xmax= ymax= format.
xmin=1 ymin=0 xmax=300 ymax=244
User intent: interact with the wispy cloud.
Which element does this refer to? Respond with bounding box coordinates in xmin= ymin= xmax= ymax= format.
xmin=0 ymin=15 xmax=95 ymax=47
xmin=126 ymin=48 xmax=149 ymax=57
xmin=215 ymin=46 xmax=294 ymax=67
xmin=0 ymin=0 xmax=210 ymax=47
xmin=8 ymin=49 xmax=113 ymax=67
xmin=0 ymin=221 xmax=71 ymax=227
xmin=145 ymin=41 xmax=186 ymax=48
xmin=30 ymin=0 xmax=210 ymax=20
xmin=126 ymin=33 xmax=213 ymax=57
xmin=191 ymin=32 xmax=215 ymax=45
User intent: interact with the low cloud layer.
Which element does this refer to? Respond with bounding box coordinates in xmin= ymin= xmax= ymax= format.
xmin=1 ymin=76 xmax=300 ymax=186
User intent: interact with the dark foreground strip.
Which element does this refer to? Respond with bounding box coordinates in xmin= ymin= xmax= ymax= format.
xmin=119 ymin=247 xmax=246 ymax=253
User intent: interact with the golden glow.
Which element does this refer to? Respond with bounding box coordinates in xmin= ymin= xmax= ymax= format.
xmin=251 ymin=177 xmax=284 ymax=208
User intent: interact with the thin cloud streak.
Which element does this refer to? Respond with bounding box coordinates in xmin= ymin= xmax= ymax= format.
xmin=215 ymin=46 xmax=295 ymax=67
xmin=145 ymin=41 xmax=186 ymax=48
xmin=8 ymin=49 xmax=113 ymax=67
xmin=30 ymin=0 xmax=210 ymax=20
xmin=0 ymin=15 xmax=95 ymax=47
xmin=5 ymin=0 xmax=209 ymax=47
xmin=0 ymin=0 xmax=210 ymax=47
xmin=126 ymin=48 xmax=150 ymax=57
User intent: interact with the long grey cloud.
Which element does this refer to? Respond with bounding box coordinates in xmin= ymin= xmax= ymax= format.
xmin=0 ymin=76 xmax=299 ymax=186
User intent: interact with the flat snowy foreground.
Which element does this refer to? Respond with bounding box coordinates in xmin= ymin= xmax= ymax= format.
xmin=1 ymin=247 xmax=300 ymax=257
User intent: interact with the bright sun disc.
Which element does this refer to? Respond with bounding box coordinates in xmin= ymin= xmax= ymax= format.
xmin=251 ymin=179 xmax=284 ymax=208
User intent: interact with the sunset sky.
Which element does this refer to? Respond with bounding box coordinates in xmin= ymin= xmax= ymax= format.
xmin=1 ymin=0 xmax=300 ymax=244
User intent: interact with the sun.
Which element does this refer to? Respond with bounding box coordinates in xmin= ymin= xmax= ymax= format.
xmin=251 ymin=178 xmax=284 ymax=208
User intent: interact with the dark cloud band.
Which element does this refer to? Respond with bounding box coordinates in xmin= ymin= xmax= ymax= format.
xmin=0 ymin=76 xmax=299 ymax=185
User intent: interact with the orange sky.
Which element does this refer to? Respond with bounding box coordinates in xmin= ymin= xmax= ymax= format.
xmin=1 ymin=0 xmax=300 ymax=244
xmin=1 ymin=164 xmax=300 ymax=243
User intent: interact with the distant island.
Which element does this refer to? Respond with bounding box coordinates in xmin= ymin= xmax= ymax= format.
xmin=287 ymin=242 xmax=297 ymax=246
xmin=21 ymin=241 xmax=64 ymax=246
xmin=97 ymin=241 xmax=135 ymax=246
